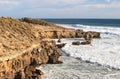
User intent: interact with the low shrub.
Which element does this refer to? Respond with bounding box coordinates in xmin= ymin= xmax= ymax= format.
xmin=20 ymin=17 xmax=53 ymax=26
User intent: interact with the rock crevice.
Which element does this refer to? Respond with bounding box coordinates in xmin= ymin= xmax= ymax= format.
xmin=0 ymin=40 xmax=63 ymax=79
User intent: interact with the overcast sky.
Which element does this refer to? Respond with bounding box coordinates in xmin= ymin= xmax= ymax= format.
xmin=0 ymin=0 xmax=120 ymax=18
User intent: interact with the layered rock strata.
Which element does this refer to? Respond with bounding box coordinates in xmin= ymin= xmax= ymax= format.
xmin=42 ymin=30 xmax=100 ymax=39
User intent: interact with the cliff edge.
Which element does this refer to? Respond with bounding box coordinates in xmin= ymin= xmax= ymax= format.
xmin=0 ymin=17 xmax=100 ymax=79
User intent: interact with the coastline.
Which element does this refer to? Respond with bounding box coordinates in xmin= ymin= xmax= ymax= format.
xmin=0 ymin=17 xmax=120 ymax=79
xmin=40 ymin=55 xmax=120 ymax=79
xmin=0 ymin=17 xmax=100 ymax=79
xmin=40 ymin=38 xmax=120 ymax=79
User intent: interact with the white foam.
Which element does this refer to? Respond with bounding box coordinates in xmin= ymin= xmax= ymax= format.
xmin=57 ymin=24 xmax=120 ymax=36
xmin=38 ymin=24 xmax=120 ymax=79
xmin=60 ymin=35 xmax=120 ymax=69
xmin=39 ymin=56 xmax=120 ymax=79
xmin=56 ymin=24 xmax=120 ymax=69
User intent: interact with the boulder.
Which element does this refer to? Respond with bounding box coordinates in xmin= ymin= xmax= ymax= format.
xmin=87 ymin=31 xmax=101 ymax=38
xmin=56 ymin=43 xmax=66 ymax=48
xmin=83 ymin=32 xmax=93 ymax=41
xmin=75 ymin=29 xmax=84 ymax=38
xmin=57 ymin=39 xmax=61 ymax=43
xmin=72 ymin=41 xmax=80 ymax=45
xmin=81 ymin=40 xmax=91 ymax=45
xmin=48 ymin=49 xmax=63 ymax=64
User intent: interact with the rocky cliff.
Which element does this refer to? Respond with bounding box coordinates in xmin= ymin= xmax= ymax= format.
xmin=0 ymin=40 xmax=63 ymax=79
xmin=0 ymin=17 xmax=100 ymax=79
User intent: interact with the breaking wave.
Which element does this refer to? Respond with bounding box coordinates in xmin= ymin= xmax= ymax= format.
xmin=57 ymin=24 xmax=120 ymax=69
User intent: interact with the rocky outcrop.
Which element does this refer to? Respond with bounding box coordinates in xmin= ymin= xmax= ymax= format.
xmin=57 ymin=39 xmax=61 ymax=43
xmin=81 ymin=40 xmax=91 ymax=45
xmin=0 ymin=17 xmax=101 ymax=79
xmin=43 ymin=30 xmax=76 ymax=38
xmin=0 ymin=40 xmax=63 ymax=79
xmin=81 ymin=31 xmax=100 ymax=45
xmin=42 ymin=30 xmax=100 ymax=40
xmin=14 ymin=66 xmax=43 ymax=79
xmin=72 ymin=41 xmax=81 ymax=45
xmin=56 ymin=43 xmax=66 ymax=48
xmin=75 ymin=29 xmax=84 ymax=38
xmin=85 ymin=31 xmax=101 ymax=38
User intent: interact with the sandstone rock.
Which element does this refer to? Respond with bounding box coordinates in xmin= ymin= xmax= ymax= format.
xmin=75 ymin=29 xmax=84 ymax=38
xmin=83 ymin=32 xmax=93 ymax=41
xmin=56 ymin=31 xmax=62 ymax=38
xmin=45 ymin=31 xmax=58 ymax=38
xmin=61 ymin=30 xmax=76 ymax=38
xmin=72 ymin=41 xmax=80 ymax=45
xmin=48 ymin=48 xmax=63 ymax=64
xmin=24 ymin=66 xmax=43 ymax=79
xmin=0 ymin=40 xmax=63 ymax=79
xmin=48 ymin=53 xmax=63 ymax=64
xmin=56 ymin=43 xmax=66 ymax=48
xmin=57 ymin=39 xmax=61 ymax=43
xmin=86 ymin=31 xmax=101 ymax=38
xmin=0 ymin=17 xmax=101 ymax=79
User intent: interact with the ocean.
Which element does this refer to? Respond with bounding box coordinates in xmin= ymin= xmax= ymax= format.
xmin=39 ymin=19 xmax=120 ymax=79
xmin=43 ymin=19 xmax=120 ymax=27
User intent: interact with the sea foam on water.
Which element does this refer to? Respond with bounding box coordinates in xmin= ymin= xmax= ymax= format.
xmin=60 ymin=24 xmax=120 ymax=69
xmin=39 ymin=24 xmax=120 ymax=79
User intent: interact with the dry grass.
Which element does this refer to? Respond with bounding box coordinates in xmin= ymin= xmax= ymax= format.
xmin=0 ymin=17 xmax=70 ymax=61
xmin=0 ymin=17 xmax=40 ymax=59
xmin=20 ymin=17 xmax=54 ymax=26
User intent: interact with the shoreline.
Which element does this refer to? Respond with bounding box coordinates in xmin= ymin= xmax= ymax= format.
xmin=60 ymin=35 xmax=120 ymax=70
xmin=39 ymin=37 xmax=120 ymax=79
xmin=40 ymin=55 xmax=120 ymax=79
xmin=0 ymin=17 xmax=111 ymax=79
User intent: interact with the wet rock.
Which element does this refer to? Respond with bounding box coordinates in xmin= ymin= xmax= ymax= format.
xmin=24 ymin=66 xmax=43 ymax=79
xmin=56 ymin=43 xmax=66 ymax=48
xmin=81 ymin=40 xmax=91 ymax=45
xmin=57 ymin=39 xmax=61 ymax=43
xmin=48 ymin=51 xmax=63 ymax=64
xmin=0 ymin=40 xmax=63 ymax=79
xmin=72 ymin=41 xmax=80 ymax=45
xmin=83 ymin=32 xmax=93 ymax=41
xmin=86 ymin=31 xmax=101 ymax=38
xmin=75 ymin=29 xmax=84 ymax=38
xmin=0 ymin=17 xmax=101 ymax=79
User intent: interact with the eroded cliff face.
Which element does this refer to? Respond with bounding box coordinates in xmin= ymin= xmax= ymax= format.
xmin=42 ymin=29 xmax=100 ymax=39
xmin=0 ymin=17 xmax=101 ymax=79
xmin=0 ymin=17 xmax=65 ymax=79
xmin=0 ymin=40 xmax=63 ymax=79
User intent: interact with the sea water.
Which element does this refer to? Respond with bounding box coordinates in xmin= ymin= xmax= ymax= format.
xmin=38 ymin=19 xmax=120 ymax=79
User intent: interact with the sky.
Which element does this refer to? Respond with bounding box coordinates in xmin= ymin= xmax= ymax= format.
xmin=0 ymin=0 xmax=120 ymax=18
